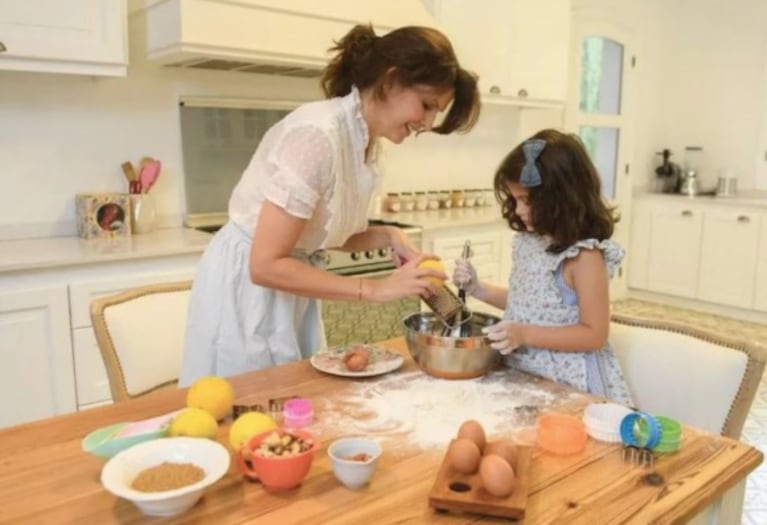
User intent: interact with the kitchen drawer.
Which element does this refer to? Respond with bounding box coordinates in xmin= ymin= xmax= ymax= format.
xmin=72 ymin=327 xmax=112 ymax=406
xmin=69 ymin=270 xmax=195 ymax=328
xmin=432 ymin=232 xmax=501 ymax=266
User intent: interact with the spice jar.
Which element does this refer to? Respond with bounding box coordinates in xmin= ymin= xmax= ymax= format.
xmin=383 ymin=193 xmax=401 ymax=213
xmin=483 ymin=189 xmax=495 ymax=206
xmin=474 ymin=188 xmax=486 ymax=207
xmin=450 ymin=189 xmax=465 ymax=208
xmin=414 ymin=191 xmax=428 ymax=211
xmin=438 ymin=191 xmax=452 ymax=209
xmin=463 ymin=189 xmax=476 ymax=208
xmin=400 ymin=192 xmax=415 ymax=212
xmin=427 ymin=191 xmax=440 ymax=210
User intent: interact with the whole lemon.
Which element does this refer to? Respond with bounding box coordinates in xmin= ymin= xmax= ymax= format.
xmin=186 ymin=376 xmax=234 ymax=421
xmin=417 ymin=259 xmax=447 ymax=287
xmin=168 ymin=408 xmax=219 ymax=439
xmin=229 ymin=412 xmax=278 ymax=450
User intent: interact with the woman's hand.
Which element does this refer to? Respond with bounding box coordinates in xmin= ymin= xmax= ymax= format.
xmin=387 ymin=226 xmax=421 ymax=267
xmin=482 ymin=320 xmax=526 ymax=355
xmin=365 ymin=255 xmax=447 ymax=302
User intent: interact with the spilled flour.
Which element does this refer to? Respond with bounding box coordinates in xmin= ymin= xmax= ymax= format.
xmin=311 ymin=370 xmax=585 ymax=450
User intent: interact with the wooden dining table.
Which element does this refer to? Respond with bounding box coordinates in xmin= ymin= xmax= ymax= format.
xmin=0 ymin=338 xmax=762 ymax=524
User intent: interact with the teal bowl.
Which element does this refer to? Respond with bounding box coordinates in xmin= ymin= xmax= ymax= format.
xmin=82 ymin=422 xmax=167 ymax=459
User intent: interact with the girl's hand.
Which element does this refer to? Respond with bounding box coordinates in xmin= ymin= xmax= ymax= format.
xmin=482 ymin=320 xmax=525 ymax=355
xmin=388 ymin=227 xmax=420 ymax=267
xmin=452 ymin=259 xmax=479 ymax=296
xmin=367 ymin=256 xmax=447 ymax=302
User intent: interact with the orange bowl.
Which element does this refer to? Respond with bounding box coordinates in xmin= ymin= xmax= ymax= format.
xmin=235 ymin=428 xmax=318 ymax=491
xmin=536 ymin=414 xmax=587 ymax=456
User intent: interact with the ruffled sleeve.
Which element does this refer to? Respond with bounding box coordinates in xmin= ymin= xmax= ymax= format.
xmin=550 ymin=239 xmax=625 ymax=278
xmin=262 ymin=125 xmax=334 ymax=219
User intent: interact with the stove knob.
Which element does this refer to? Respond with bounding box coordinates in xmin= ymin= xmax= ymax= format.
xmin=378 ymin=248 xmax=389 ymax=257
xmin=364 ymin=250 xmax=375 ymax=259
xmin=351 ymin=252 xmax=361 ymax=261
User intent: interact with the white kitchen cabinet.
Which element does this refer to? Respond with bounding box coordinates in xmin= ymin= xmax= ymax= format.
xmin=436 ymin=0 xmax=571 ymax=106
xmin=698 ymin=208 xmax=760 ymax=308
xmin=0 ymin=286 xmax=76 ymax=428
xmin=0 ymin=0 xmax=127 ymax=76
xmin=645 ymin=202 xmax=703 ymax=299
xmin=627 ymin=199 xmax=651 ymax=289
xmin=755 ymin=214 xmax=767 ymax=312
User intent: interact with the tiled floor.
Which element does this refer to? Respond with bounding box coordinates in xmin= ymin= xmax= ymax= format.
xmin=613 ymin=299 xmax=767 ymax=525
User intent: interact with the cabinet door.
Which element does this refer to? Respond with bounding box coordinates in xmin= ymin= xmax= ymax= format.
xmin=72 ymin=327 xmax=112 ymax=407
xmin=0 ymin=286 xmax=76 ymax=428
xmin=698 ymin=209 xmax=760 ymax=308
xmin=627 ymin=200 xmax=652 ymax=289
xmin=754 ymin=214 xmax=767 ymax=312
xmin=646 ymin=204 xmax=703 ymax=298
xmin=0 ymin=0 xmax=126 ymax=76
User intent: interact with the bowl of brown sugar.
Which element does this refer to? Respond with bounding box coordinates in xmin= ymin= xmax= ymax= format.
xmin=100 ymin=437 xmax=230 ymax=517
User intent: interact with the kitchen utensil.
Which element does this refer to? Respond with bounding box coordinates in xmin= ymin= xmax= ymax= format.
xmin=428 ymin=442 xmax=532 ymax=519
xmin=421 ymin=284 xmax=465 ymax=325
xmin=536 ymin=414 xmax=588 ymax=455
xmin=121 ymin=161 xmax=138 ymax=183
xmin=283 ymin=398 xmax=313 ymax=428
xmin=327 ymin=437 xmax=383 ymax=490
xmin=138 ymin=160 xmax=161 ymax=194
xmin=444 ymin=240 xmax=474 ymax=338
xmin=403 ymin=311 xmax=501 ymax=379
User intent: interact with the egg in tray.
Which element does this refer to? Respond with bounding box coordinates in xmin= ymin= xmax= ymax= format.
xmin=428 ymin=420 xmax=532 ymax=519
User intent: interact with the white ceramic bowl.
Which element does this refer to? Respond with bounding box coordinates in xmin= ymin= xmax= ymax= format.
xmin=328 ymin=437 xmax=382 ymax=490
xmin=100 ymin=437 xmax=230 ymax=518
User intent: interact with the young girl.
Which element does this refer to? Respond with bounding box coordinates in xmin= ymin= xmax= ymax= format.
xmin=180 ymin=24 xmax=480 ymax=386
xmin=453 ymin=129 xmax=633 ymax=404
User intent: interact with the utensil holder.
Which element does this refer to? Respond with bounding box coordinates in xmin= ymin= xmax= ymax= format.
xmin=130 ymin=194 xmax=156 ymax=234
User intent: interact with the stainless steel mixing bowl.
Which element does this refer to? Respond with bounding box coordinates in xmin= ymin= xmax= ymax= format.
xmin=403 ymin=311 xmax=501 ymax=379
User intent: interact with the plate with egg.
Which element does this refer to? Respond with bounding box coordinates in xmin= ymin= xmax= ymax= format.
xmin=310 ymin=344 xmax=404 ymax=378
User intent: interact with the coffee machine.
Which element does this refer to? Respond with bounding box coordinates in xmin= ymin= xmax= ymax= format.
xmin=653 ymin=149 xmax=681 ymax=193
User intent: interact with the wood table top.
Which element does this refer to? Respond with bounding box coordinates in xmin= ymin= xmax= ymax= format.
xmin=0 ymin=338 xmax=762 ymax=524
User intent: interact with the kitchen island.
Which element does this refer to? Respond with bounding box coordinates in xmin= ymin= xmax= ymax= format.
xmin=0 ymin=338 xmax=761 ymax=524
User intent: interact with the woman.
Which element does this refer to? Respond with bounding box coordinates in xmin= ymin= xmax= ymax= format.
xmin=180 ymin=24 xmax=481 ymax=385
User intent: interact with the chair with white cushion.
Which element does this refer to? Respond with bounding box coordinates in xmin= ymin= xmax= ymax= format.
xmin=609 ymin=312 xmax=766 ymax=525
xmin=90 ymin=281 xmax=192 ymax=402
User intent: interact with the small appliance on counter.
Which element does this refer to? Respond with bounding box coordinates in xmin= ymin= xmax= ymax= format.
xmin=678 ymin=146 xmax=715 ymax=196
xmin=715 ymin=170 xmax=738 ymax=197
xmin=653 ymin=149 xmax=681 ymax=193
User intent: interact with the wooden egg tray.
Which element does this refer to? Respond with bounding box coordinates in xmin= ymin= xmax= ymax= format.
xmin=428 ymin=444 xmax=532 ymax=519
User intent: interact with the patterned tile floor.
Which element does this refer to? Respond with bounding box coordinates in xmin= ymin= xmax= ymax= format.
xmin=613 ymin=299 xmax=767 ymax=525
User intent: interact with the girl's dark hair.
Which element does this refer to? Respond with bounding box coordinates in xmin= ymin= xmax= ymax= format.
xmin=493 ymin=129 xmax=620 ymax=253
xmin=321 ymin=24 xmax=480 ymax=134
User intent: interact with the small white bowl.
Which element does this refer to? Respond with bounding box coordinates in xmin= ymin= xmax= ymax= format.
xmin=100 ymin=437 xmax=230 ymax=518
xmin=328 ymin=437 xmax=382 ymax=490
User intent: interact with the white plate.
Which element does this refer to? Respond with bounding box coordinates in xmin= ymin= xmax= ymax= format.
xmin=310 ymin=344 xmax=404 ymax=378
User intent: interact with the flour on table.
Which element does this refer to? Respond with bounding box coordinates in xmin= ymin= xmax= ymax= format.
xmin=311 ymin=370 xmax=584 ymax=450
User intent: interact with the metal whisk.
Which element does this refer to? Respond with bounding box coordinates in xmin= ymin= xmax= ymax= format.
xmin=442 ymin=240 xmax=473 ymax=338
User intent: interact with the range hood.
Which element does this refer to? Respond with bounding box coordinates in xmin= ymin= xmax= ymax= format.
xmin=142 ymin=0 xmax=438 ymax=78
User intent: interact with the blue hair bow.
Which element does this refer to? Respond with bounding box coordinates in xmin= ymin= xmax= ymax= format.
xmin=520 ymin=139 xmax=546 ymax=187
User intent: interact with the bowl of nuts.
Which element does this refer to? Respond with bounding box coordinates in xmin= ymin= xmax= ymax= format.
xmin=235 ymin=428 xmax=318 ymax=491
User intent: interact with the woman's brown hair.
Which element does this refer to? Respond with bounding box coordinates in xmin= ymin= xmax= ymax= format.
xmin=321 ymin=24 xmax=480 ymax=134
xmin=493 ymin=129 xmax=619 ymax=253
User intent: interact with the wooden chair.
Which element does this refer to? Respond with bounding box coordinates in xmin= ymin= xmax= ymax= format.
xmin=90 ymin=281 xmax=192 ymax=402
xmin=610 ymin=312 xmax=766 ymax=439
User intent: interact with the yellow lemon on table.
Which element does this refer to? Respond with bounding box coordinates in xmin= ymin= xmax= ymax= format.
xmin=229 ymin=412 xmax=278 ymax=451
xmin=168 ymin=408 xmax=219 ymax=439
xmin=186 ymin=376 xmax=234 ymax=421
xmin=417 ymin=259 xmax=447 ymax=287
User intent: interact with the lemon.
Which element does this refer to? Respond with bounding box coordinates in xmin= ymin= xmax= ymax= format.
xmin=229 ymin=412 xmax=278 ymax=450
xmin=417 ymin=259 xmax=447 ymax=287
xmin=168 ymin=408 xmax=219 ymax=439
xmin=186 ymin=376 xmax=234 ymax=421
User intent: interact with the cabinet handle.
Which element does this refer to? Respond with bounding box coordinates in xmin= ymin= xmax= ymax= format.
xmin=489 ymin=85 xmax=501 ymax=95
xmin=681 ymin=210 xmax=693 ymax=217
xmin=737 ymin=215 xmax=750 ymax=223
xmin=0 ymin=41 xmax=6 ymax=53
xmin=517 ymin=88 xmax=528 ymax=97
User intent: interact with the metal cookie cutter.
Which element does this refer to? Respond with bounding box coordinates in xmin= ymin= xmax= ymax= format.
xmin=620 ymin=411 xmax=661 ymax=469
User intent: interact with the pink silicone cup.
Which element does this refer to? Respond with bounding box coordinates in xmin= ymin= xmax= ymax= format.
xmin=284 ymin=398 xmax=314 ymax=428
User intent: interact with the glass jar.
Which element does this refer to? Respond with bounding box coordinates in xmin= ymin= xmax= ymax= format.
xmin=426 ymin=191 xmax=440 ymax=210
xmin=474 ymin=188 xmax=486 ymax=207
xmin=383 ymin=193 xmax=401 ymax=213
xmin=414 ymin=191 xmax=428 ymax=211
xmin=484 ymin=188 xmax=495 ymax=206
xmin=450 ymin=189 xmax=465 ymax=208
xmin=463 ymin=189 xmax=476 ymax=208
xmin=400 ymin=191 xmax=415 ymax=212
xmin=438 ymin=191 xmax=452 ymax=209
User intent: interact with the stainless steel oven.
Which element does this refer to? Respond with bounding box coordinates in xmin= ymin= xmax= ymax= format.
xmin=321 ymin=220 xmax=423 ymax=346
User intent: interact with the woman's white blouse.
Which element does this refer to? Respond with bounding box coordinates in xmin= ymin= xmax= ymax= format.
xmin=228 ymin=87 xmax=379 ymax=250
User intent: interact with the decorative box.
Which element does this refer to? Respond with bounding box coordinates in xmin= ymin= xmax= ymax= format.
xmin=76 ymin=193 xmax=132 ymax=239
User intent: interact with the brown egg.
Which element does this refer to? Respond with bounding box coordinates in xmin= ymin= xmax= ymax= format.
xmin=447 ymin=438 xmax=481 ymax=474
xmin=484 ymin=439 xmax=518 ymax=467
xmin=479 ymin=454 xmax=516 ymax=497
xmin=344 ymin=353 xmax=369 ymax=371
xmin=457 ymin=420 xmax=486 ymax=453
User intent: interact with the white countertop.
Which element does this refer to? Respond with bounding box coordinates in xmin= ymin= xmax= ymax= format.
xmin=634 ymin=190 xmax=767 ymax=208
xmin=0 ymin=227 xmax=212 ymax=273
xmin=378 ymin=205 xmax=506 ymax=232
